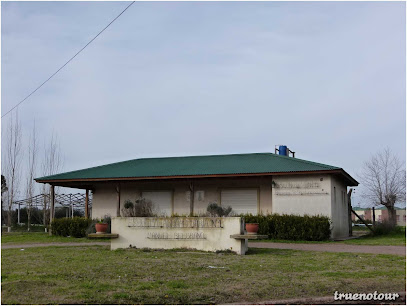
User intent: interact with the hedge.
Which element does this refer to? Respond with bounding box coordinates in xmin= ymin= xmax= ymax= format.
xmin=243 ymin=214 xmax=331 ymax=241
xmin=51 ymin=217 xmax=92 ymax=238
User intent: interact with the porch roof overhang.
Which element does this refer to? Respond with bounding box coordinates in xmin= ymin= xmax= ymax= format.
xmin=35 ymin=169 xmax=358 ymax=189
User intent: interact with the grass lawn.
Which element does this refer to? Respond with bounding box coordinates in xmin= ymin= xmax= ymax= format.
xmin=343 ymin=230 xmax=406 ymax=246
xmin=1 ymin=245 xmax=405 ymax=304
xmin=1 ymin=232 xmax=107 ymax=244
xmin=255 ymin=227 xmax=406 ymax=246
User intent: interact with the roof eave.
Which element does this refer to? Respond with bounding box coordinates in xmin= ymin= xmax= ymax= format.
xmin=35 ymin=169 xmax=358 ymax=185
xmin=338 ymin=169 xmax=359 ymax=186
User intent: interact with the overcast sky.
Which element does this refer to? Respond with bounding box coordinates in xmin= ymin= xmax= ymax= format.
xmin=2 ymin=1 xmax=406 ymax=205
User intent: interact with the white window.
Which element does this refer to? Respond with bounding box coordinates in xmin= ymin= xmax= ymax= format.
xmin=195 ymin=191 xmax=205 ymax=202
xmin=220 ymin=189 xmax=258 ymax=215
xmin=185 ymin=191 xmax=205 ymax=202
xmin=141 ymin=191 xmax=172 ymax=216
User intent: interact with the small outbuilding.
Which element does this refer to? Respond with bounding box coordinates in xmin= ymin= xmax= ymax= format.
xmin=35 ymin=149 xmax=358 ymax=239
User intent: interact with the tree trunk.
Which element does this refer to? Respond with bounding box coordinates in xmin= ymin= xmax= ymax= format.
xmin=27 ymin=206 xmax=31 ymax=232
xmin=7 ymin=209 xmax=11 ymax=232
xmin=386 ymin=205 xmax=397 ymax=227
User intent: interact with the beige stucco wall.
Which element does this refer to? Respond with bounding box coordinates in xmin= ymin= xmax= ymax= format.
xmin=396 ymin=210 xmax=406 ymax=226
xmin=91 ymin=177 xmax=274 ymax=218
xmin=111 ymin=217 xmax=247 ymax=254
xmin=330 ymin=175 xmax=349 ymax=239
xmin=91 ymin=174 xmax=350 ymax=239
xmin=271 ymin=174 xmax=349 ymax=239
xmin=375 ymin=209 xmax=383 ymax=222
xmin=271 ymin=174 xmax=332 ymax=217
xmin=375 ymin=209 xmax=406 ymax=226
xmin=92 ymin=183 xmax=118 ymax=219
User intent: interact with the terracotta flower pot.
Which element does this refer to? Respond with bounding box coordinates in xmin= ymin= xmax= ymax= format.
xmin=245 ymin=223 xmax=259 ymax=235
xmin=95 ymin=223 xmax=108 ymax=234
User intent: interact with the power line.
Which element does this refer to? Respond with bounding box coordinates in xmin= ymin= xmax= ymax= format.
xmin=2 ymin=1 xmax=135 ymax=119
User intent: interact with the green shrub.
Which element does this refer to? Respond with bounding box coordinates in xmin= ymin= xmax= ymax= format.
xmin=242 ymin=214 xmax=331 ymax=241
xmin=124 ymin=200 xmax=134 ymax=209
xmin=373 ymin=222 xmax=402 ymax=236
xmin=207 ymin=203 xmax=232 ymax=217
xmin=121 ymin=198 xmax=155 ymax=217
xmin=51 ymin=217 xmax=92 ymax=238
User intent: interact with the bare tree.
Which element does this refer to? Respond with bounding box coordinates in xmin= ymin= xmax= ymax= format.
xmin=4 ymin=113 xmax=23 ymax=232
xmin=360 ymin=148 xmax=406 ymax=226
xmin=25 ymin=121 xmax=38 ymax=231
xmin=41 ymin=132 xmax=64 ymax=229
xmin=1 ymin=175 xmax=8 ymax=225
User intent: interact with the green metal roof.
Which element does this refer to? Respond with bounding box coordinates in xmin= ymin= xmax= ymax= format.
xmin=35 ymin=152 xmax=357 ymax=185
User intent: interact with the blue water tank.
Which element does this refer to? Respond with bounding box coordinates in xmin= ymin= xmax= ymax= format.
xmin=279 ymin=145 xmax=288 ymax=156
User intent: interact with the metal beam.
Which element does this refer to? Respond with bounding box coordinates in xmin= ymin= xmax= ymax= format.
xmin=50 ymin=185 xmax=55 ymax=235
xmin=85 ymin=189 xmax=89 ymax=218
xmin=351 ymin=209 xmax=374 ymax=233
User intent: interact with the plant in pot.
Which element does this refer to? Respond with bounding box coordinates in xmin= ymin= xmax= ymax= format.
xmin=245 ymin=223 xmax=259 ymax=235
xmin=95 ymin=217 xmax=109 ymax=234
xmin=244 ymin=215 xmax=259 ymax=235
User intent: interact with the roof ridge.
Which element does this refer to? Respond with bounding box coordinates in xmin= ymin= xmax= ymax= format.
xmin=35 ymin=152 xmax=347 ymax=182
xmin=268 ymin=153 xmax=340 ymax=170
xmin=35 ymin=153 xmax=264 ymax=180
xmin=136 ymin=152 xmax=269 ymax=161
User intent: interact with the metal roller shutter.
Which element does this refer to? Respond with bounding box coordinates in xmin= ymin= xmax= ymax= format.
xmin=221 ymin=189 xmax=258 ymax=215
xmin=141 ymin=191 xmax=172 ymax=216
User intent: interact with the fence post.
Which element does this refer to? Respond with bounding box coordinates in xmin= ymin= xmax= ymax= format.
xmin=70 ymin=194 xmax=74 ymax=218
xmin=49 ymin=185 xmax=55 ymax=235
xmin=85 ymin=189 xmax=89 ymax=218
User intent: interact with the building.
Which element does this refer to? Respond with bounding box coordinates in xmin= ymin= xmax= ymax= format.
xmin=35 ymin=149 xmax=358 ymax=239
xmin=352 ymin=206 xmax=406 ymax=226
xmin=352 ymin=207 xmax=373 ymax=222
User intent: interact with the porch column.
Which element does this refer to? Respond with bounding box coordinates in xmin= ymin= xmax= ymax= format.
xmin=189 ymin=181 xmax=194 ymax=217
xmin=50 ymin=185 xmax=55 ymax=235
xmin=347 ymin=188 xmax=353 ymax=237
xmin=116 ymin=185 xmax=121 ymax=217
xmin=85 ymin=189 xmax=89 ymax=218
xmin=70 ymin=194 xmax=73 ymax=218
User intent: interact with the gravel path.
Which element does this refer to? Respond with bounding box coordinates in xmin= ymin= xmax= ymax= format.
xmin=1 ymin=242 xmax=110 ymax=249
xmin=249 ymin=242 xmax=406 ymax=256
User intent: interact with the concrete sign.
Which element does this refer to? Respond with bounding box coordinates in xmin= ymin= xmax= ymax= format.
xmin=111 ymin=217 xmax=247 ymax=254
xmin=274 ymin=180 xmax=328 ymax=196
